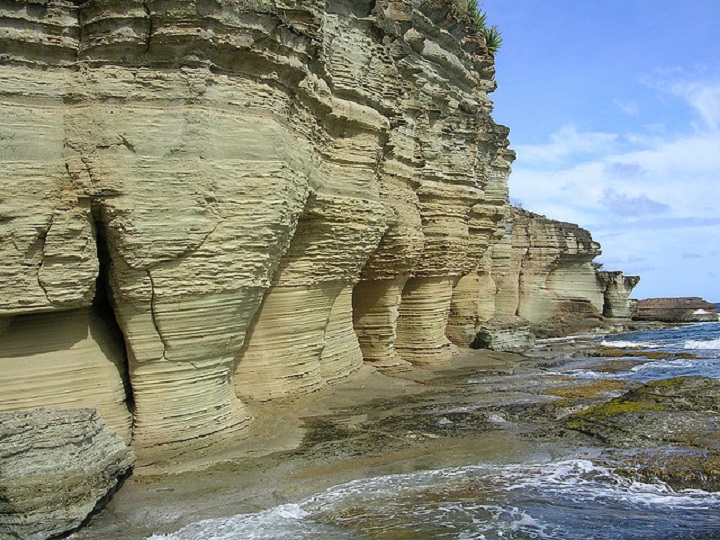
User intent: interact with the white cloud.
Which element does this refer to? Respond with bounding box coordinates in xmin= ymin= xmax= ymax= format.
xmin=508 ymin=120 xmax=720 ymax=300
xmin=600 ymin=189 xmax=669 ymax=217
xmin=643 ymin=72 xmax=720 ymax=132
xmin=513 ymin=124 xmax=618 ymax=167
xmin=511 ymin=127 xmax=720 ymax=225
xmin=670 ymin=80 xmax=720 ymax=131
xmin=613 ymin=99 xmax=640 ymax=117
xmin=604 ymin=162 xmax=645 ymax=179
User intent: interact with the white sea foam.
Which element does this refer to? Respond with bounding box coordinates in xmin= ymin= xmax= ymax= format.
xmin=563 ymin=369 xmax=607 ymax=379
xmin=630 ymin=358 xmax=696 ymax=372
xmin=600 ymin=340 xmax=659 ymax=349
xmin=684 ymin=337 xmax=720 ymax=350
xmin=147 ymin=460 xmax=720 ymax=540
xmin=537 ymin=334 xmax=596 ymax=343
xmin=496 ymin=459 xmax=719 ymax=510
xmin=145 ymin=504 xmax=326 ymax=540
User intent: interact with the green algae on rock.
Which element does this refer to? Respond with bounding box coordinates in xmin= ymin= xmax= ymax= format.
xmin=566 ymin=377 xmax=720 ymax=491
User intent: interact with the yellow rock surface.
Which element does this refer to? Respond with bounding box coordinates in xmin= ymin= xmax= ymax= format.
xmin=0 ymin=1 xmax=637 ymax=459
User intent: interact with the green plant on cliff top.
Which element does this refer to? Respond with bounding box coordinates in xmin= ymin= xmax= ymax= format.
xmin=481 ymin=25 xmax=503 ymax=54
xmin=450 ymin=0 xmax=502 ymax=54
xmin=466 ymin=0 xmax=488 ymax=30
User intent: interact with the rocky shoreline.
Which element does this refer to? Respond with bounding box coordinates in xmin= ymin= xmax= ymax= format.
xmin=65 ymin=335 xmax=719 ymax=539
xmin=4 ymin=2 xmax=715 ymax=538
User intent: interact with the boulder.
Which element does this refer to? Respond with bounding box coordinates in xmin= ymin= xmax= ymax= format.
xmin=470 ymin=316 xmax=535 ymax=352
xmin=0 ymin=408 xmax=135 ymax=540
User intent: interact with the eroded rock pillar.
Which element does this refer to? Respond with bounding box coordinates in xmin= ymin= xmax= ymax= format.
xmin=235 ymin=281 xmax=338 ymax=401
xmin=447 ymin=272 xmax=482 ymax=347
xmin=353 ymin=278 xmax=410 ymax=372
xmin=396 ymin=276 xmax=457 ymax=365
xmin=598 ymin=271 xmax=641 ymax=322
xmin=322 ymin=284 xmax=365 ymax=382
xmin=394 ymin=179 xmax=483 ymax=365
xmin=447 ymin=130 xmax=514 ymax=345
xmin=235 ymin=186 xmax=387 ymax=400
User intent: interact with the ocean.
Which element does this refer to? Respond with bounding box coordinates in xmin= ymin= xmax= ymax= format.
xmin=148 ymin=322 xmax=720 ymax=540
xmin=593 ymin=320 xmax=720 ymax=381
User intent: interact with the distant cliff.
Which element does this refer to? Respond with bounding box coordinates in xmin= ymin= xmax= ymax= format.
xmin=635 ymin=298 xmax=719 ymax=323
xmin=0 ymin=0 xmax=637 ymax=460
xmin=448 ymin=208 xmax=639 ymax=343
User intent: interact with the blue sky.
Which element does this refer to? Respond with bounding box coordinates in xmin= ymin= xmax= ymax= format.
xmin=482 ymin=0 xmax=720 ymax=302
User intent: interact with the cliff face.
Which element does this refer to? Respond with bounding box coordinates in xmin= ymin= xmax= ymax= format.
xmin=0 ymin=0 xmax=635 ymax=459
xmin=475 ymin=209 xmax=639 ymax=339
xmin=598 ymin=271 xmax=641 ymax=322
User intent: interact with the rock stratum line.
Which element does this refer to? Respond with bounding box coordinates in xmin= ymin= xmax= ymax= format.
xmin=0 ymin=0 xmax=638 ymax=461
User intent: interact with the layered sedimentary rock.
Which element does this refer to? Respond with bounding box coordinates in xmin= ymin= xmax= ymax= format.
xmin=2 ymin=0 xmax=322 ymax=453
xmin=470 ymin=316 xmax=535 ymax=353
xmin=0 ymin=0 xmax=639 ymax=460
xmin=488 ymin=209 xmax=639 ymax=338
xmin=0 ymin=0 xmax=512 ymax=453
xmin=350 ymin=4 xmax=511 ymax=369
xmin=598 ymin=271 xmax=641 ymax=323
xmin=446 ymin=123 xmax=513 ymax=346
xmin=448 ymin=208 xmax=640 ymax=349
xmin=0 ymin=307 xmax=132 ymax=442
xmin=506 ymin=209 xmax=604 ymax=327
xmin=634 ymin=297 xmax=719 ymax=323
xmin=0 ymin=408 xmax=135 ymax=540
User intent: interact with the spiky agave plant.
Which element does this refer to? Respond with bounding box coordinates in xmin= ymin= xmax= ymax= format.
xmin=481 ymin=24 xmax=503 ymax=54
xmin=449 ymin=0 xmax=502 ymax=52
xmin=466 ymin=0 xmax=487 ymax=30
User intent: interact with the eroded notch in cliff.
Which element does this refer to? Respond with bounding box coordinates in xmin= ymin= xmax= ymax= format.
xmin=90 ymin=200 xmax=135 ymax=414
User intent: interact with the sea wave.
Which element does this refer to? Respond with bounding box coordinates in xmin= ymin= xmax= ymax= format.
xmin=684 ymin=338 xmax=720 ymax=350
xmin=146 ymin=503 xmax=350 ymax=540
xmin=600 ymin=340 xmax=660 ymax=349
xmin=566 ymin=357 xmax=720 ymax=382
xmin=146 ymin=459 xmax=720 ymax=540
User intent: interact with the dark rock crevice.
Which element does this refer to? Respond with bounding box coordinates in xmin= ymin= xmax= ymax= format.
xmin=90 ymin=201 xmax=135 ymax=415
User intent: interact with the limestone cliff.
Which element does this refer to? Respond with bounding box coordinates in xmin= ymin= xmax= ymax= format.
xmin=0 ymin=0 xmax=636 ymax=460
xmin=460 ymin=208 xmax=640 ymax=341
xmin=597 ymin=271 xmax=641 ymax=323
